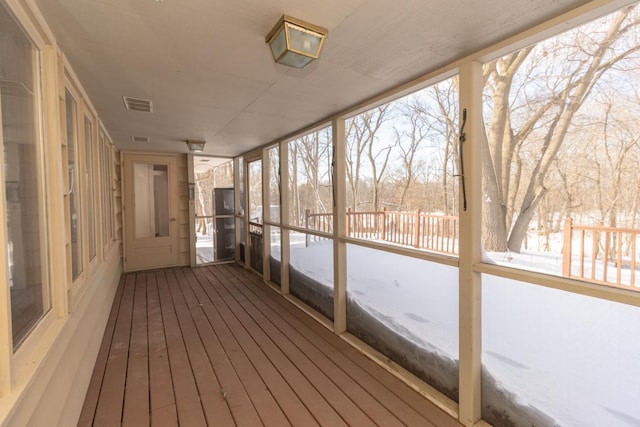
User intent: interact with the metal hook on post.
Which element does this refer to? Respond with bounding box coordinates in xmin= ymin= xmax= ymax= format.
xmin=456 ymin=108 xmax=468 ymax=211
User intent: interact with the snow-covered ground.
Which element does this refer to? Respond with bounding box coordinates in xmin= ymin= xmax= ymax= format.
xmin=279 ymin=236 xmax=640 ymax=427
xmin=195 ymin=233 xmax=214 ymax=264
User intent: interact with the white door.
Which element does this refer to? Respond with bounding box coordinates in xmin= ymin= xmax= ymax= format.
xmin=123 ymin=153 xmax=179 ymax=271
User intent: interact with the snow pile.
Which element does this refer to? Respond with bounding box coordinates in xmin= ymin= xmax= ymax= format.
xmin=285 ymin=239 xmax=640 ymax=427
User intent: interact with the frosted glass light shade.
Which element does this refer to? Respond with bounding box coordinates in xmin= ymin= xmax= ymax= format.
xmin=186 ymin=140 xmax=205 ymax=153
xmin=266 ymin=15 xmax=327 ymax=69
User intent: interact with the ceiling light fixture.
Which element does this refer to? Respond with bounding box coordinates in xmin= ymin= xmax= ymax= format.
xmin=265 ymin=15 xmax=328 ymax=69
xmin=186 ymin=140 xmax=205 ymax=153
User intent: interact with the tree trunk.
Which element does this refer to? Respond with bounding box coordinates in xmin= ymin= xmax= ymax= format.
xmin=507 ymin=187 xmax=546 ymax=252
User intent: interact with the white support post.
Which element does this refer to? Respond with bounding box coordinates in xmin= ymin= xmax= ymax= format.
xmin=187 ymin=153 xmax=196 ymax=267
xmin=233 ymin=157 xmax=242 ymax=264
xmin=243 ymin=158 xmax=251 ymax=269
xmin=280 ymin=141 xmax=290 ymax=295
xmin=458 ymin=61 xmax=483 ymax=426
xmin=333 ymin=118 xmax=347 ymax=333
xmin=262 ymin=148 xmax=271 ymax=282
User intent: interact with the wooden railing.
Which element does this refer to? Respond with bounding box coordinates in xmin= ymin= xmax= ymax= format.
xmin=562 ymin=217 xmax=640 ymax=289
xmin=301 ymin=212 xmax=640 ymax=289
xmin=248 ymin=221 xmax=263 ymax=273
xmin=304 ymin=208 xmax=459 ymax=255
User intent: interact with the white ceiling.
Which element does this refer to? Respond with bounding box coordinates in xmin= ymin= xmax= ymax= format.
xmin=33 ymin=0 xmax=590 ymax=157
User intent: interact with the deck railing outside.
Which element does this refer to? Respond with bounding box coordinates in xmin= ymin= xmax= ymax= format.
xmin=248 ymin=221 xmax=263 ymax=273
xmin=305 ymin=208 xmax=459 ymax=255
xmin=562 ymin=217 xmax=640 ymax=290
xmin=265 ymin=211 xmax=640 ymax=291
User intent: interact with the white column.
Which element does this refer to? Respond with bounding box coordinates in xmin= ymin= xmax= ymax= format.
xmin=280 ymin=141 xmax=290 ymax=295
xmin=333 ymin=118 xmax=347 ymax=333
xmin=458 ymin=61 xmax=483 ymax=426
xmin=187 ymin=153 xmax=196 ymax=267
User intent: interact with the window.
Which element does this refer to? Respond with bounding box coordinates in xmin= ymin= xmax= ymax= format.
xmin=347 ymin=245 xmax=459 ymax=401
xmin=99 ymin=130 xmax=114 ymax=249
xmin=65 ymin=90 xmax=82 ymax=280
xmin=345 ymin=77 xmax=459 ymax=254
xmin=1 ymin=2 xmax=49 ymax=347
xmin=106 ymin=138 xmax=115 ymax=243
xmin=482 ymin=275 xmax=640 ymax=426
xmin=248 ymin=160 xmax=263 ymax=224
xmin=479 ymin=5 xmax=640 ymax=426
xmin=84 ymin=115 xmax=96 ymax=261
xmin=289 ymin=231 xmax=334 ymax=320
xmin=267 ymin=146 xmax=280 ymax=224
xmin=481 ymin=5 xmax=640 ymax=292
xmin=288 ymin=125 xmax=333 ymax=233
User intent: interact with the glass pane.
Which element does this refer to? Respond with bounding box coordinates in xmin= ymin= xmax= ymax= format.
xmin=270 ymin=226 xmax=281 ymax=286
xmin=237 ymin=218 xmax=246 ymax=263
xmin=66 ymin=91 xmax=83 ymax=279
xmin=288 ymin=24 xmax=321 ymax=55
xmin=213 ymin=159 xmax=233 ymax=188
xmin=249 ymin=221 xmax=263 ymax=273
xmin=84 ymin=116 xmax=96 ymax=261
xmin=194 ymin=157 xmax=235 ymax=264
xmin=194 ymin=158 xmax=214 ymax=217
xmin=345 ymin=77 xmax=459 ymax=254
xmin=134 ymin=163 xmax=169 ymax=238
xmin=248 ymin=160 xmax=262 ymax=224
xmin=289 ymin=230 xmax=333 ymax=320
xmin=195 ymin=217 xmax=214 ymax=264
xmin=482 ymin=274 xmax=640 ymax=426
xmin=481 ymin=5 xmax=640 ymax=292
xmin=347 ymin=244 xmax=459 ymax=401
xmin=2 ymin=2 xmax=48 ymax=346
xmin=103 ymin=138 xmax=114 ymax=243
xmin=269 ymin=27 xmax=287 ymax=59
xmin=215 ymin=216 xmax=235 ymax=260
xmin=100 ymin=133 xmax=108 ymax=246
xmin=288 ymin=125 xmax=333 ymax=233
xmin=268 ymin=146 xmax=280 ymax=223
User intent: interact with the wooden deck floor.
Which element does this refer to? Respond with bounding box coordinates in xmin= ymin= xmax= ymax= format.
xmin=78 ymin=263 xmax=460 ymax=427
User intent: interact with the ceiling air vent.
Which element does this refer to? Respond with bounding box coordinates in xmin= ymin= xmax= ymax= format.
xmin=123 ymin=96 xmax=153 ymax=113
xmin=131 ymin=135 xmax=150 ymax=143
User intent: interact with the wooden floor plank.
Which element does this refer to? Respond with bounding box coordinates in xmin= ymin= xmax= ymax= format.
xmin=202 ymin=267 xmax=348 ymax=427
xmin=147 ymin=272 xmax=177 ymax=425
xmin=221 ymin=263 xmax=452 ymax=427
xmin=192 ymin=267 xmax=317 ymax=427
xmin=77 ymin=275 xmax=125 ymax=427
xmin=150 ymin=403 xmax=178 ymax=427
xmin=209 ymin=266 xmax=377 ymax=427
xmin=83 ymin=264 xmax=462 ymax=427
xmin=93 ymin=274 xmax=136 ymax=426
xmin=168 ymin=268 xmax=235 ymax=427
xmin=214 ymin=265 xmax=406 ymax=427
xmin=178 ymin=268 xmax=265 ymax=427
xmin=157 ymin=270 xmax=208 ymax=427
xmin=123 ymin=273 xmax=150 ymax=427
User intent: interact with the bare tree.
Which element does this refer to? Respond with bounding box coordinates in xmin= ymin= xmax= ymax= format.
xmin=482 ymin=7 xmax=640 ymax=252
xmin=394 ymin=97 xmax=430 ymax=210
xmin=294 ymin=129 xmax=332 ymax=214
xmin=345 ymin=105 xmax=391 ymax=210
